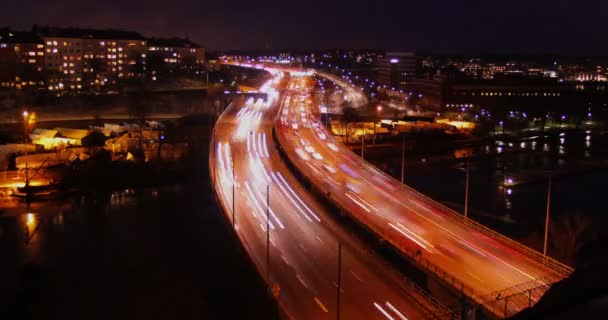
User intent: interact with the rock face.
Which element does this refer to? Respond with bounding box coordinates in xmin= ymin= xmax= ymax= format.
xmin=510 ymin=234 xmax=608 ymax=320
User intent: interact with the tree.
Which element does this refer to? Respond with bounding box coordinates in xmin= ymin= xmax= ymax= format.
xmin=524 ymin=212 xmax=597 ymax=267
xmin=82 ymin=131 xmax=108 ymax=148
xmin=340 ymin=103 xmax=359 ymax=143
xmin=548 ymin=212 xmax=596 ymax=266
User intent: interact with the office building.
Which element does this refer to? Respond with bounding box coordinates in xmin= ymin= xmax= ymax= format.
xmin=378 ymin=52 xmax=417 ymax=89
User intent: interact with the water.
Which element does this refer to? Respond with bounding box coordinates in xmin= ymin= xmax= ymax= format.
xmin=0 ymin=184 xmax=274 ymax=319
xmin=372 ymin=129 xmax=608 ymax=242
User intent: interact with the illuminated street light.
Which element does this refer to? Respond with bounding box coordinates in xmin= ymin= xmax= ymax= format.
xmin=22 ymin=110 xmax=30 ymax=142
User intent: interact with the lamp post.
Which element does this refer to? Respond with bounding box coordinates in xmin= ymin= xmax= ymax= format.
xmin=22 ymin=111 xmax=29 ymax=142
xmin=232 ymin=143 xmax=236 ymax=228
xmin=464 ymin=159 xmax=470 ymax=220
xmin=400 ymin=135 xmax=405 ymax=184
xmin=266 ymin=184 xmax=271 ymax=282
xmin=543 ymin=175 xmax=552 ymax=259
xmin=374 ymin=105 xmax=382 ymax=145
xmin=336 ymin=242 xmax=342 ymax=320
xmin=360 ymin=126 xmax=365 ymax=160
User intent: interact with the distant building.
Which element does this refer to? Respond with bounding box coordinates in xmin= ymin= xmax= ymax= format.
xmin=378 ymin=52 xmax=417 ymax=89
xmin=0 ymin=29 xmax=45 ymax=90
xmin=407 ymin=75 xmax=607 ymax=114
xmin=33 ymin=26 xmax=147 ymax=91
xmin=147 ymin=37 xmax=205 ymax=79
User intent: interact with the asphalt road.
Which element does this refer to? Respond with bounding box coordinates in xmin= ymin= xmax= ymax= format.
xmin=274 ymin=75 xmax=573 ymax=317
xmin=210 ymin=72 xmax=452 ymax=320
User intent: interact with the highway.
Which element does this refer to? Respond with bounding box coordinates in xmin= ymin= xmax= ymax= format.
xmin=210 ymin=70 xmax=453 ymax=319
xmin=274 ymin=75 xmax=573 ymax=317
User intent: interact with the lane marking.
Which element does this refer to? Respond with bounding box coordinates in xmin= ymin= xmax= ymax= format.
xmin=467 ymin=272 xmax=482 ymax=282
xmin=351 ymin=270 xmax=364 ymax=283
xmin=314 ymin=297 xmax=329 ymax=313
xmin=374 ymin=302 xmax=395 ymax=320
xmin=385 ymin=301 xmax=409 ymax=320
xmin=296 ymin=273 xmax=309 ymax=289
xmin=332 ymin=281 xmax=345 ymax=293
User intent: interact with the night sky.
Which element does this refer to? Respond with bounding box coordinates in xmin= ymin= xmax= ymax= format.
xmin=3 ymin=0 xmax=608 ymax=54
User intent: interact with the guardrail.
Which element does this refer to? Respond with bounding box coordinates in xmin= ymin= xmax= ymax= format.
xmin=275 ymin=71 xmax=574 ymax=318
xmin=273 ymin=124 xmax=461 ymax=320
xmin=210 ymin=98 xmax=293 ymax=320
xmin=402 ymin=184 xmax=573 ymax=278
xmin=273 ymin=121 xmax=481 ymax=301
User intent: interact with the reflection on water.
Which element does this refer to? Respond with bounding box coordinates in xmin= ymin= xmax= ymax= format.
xmin=6 ymin=187 xmax=165 ymax=265
xmin=373 ymin=129 xmax=608 ymax=237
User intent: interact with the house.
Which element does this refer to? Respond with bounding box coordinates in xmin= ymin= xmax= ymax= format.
xmin=53 ymin=128 xmax=90 ymax=145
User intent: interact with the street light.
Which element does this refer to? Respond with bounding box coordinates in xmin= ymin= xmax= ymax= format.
xmin=543 ymin=175 xmax=552 ymax=259
xmin=22 ymin=111 xmax=29 ymax=142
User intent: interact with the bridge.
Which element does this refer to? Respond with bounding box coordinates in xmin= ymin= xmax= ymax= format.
xmin=210 ymin=70 xmax=455 ymax=319
xmin=272 ymin=71 xmax=573 ymax=318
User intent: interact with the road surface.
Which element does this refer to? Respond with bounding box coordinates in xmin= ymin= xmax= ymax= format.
xmin=274 ymin=74 xmax=573 ymax=318
xmin=210 ymin=71 xmax=454 ymax=319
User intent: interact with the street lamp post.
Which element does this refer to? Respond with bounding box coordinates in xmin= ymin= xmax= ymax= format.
xmin=266 ymin=184 xmax=271 ymax=281
xmin=232 ymin=144 xmax=236 ymax=228
xmin=400 ymin=135 xmax=405 ymax=184
xmin=360 ymin=125 xmax=365 ymax=160
xmin=543 ymin=175 xmax=552 ymax=259
xmin=336 ymin=242 xmax=342 ymax=320
xmin=464 ymin=159 xmax=470 ymax=220
xmin=22 ymin=111 xmax=29 ymax=142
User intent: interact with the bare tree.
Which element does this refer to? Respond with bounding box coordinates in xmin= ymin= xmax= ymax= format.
xmin=549 ymin=212 xmax=596 ymax=266
xmin=341 ymin=103 xmax=359 ymax=143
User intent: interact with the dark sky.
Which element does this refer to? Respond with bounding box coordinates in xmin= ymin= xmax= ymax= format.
xmin=3 ymin=0 xmax=608 ymax=54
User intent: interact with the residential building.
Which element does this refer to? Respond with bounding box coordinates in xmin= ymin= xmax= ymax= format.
xmin=33 ymin=26 xmax=147 ymax=91
xmin=147 ymin=37 xmax=205 ymax=79
xmin=0 ymin=29 xmax=45 ymax=90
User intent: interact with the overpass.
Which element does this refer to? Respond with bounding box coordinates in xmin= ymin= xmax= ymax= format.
xmin=210 ymin=68 xmax=455 ymax=319
xmin=273 ymin=72 xmax=573 ymax=319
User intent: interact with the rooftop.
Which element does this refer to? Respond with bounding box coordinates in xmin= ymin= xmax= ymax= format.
xmin=0 ymin=28 xmax=43 ymax=44
xmin=147 ymin=37 xmax=203 ymax=49
xmin=32 ymin=26 xmax=146 ymax=40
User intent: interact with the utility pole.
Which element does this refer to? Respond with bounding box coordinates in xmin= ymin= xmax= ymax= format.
xmin=543 ymin=175 xmax=552 ymax=259
xmin=336 ymin=242 xmax=342 ymax=320
xmin=232 ymin=145 xmax=236 ymax=228
xmin=266 ymin=184 xmax=271 ymax=281
xmin=400 ymin=135 xmax=405 ymax=184
xmin=373 ymin=121 xmax=376 ymax=145
xmin=360 ymin=126 xmax=365 ymax=160
xmin=464 ymin=159 xmax=470 ymax=220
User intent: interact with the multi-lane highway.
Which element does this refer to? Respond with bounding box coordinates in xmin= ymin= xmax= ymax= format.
xmin=274 ymin=75 xmax=573 ymax=318
xmin=210 ymin=70 xmax=454 ymax=319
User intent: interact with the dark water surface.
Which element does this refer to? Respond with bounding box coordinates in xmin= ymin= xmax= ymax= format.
xmin=372 ymin=129 xmax=608 ymax=242
xmin=1 ymin=169 xmax=273 ymax=320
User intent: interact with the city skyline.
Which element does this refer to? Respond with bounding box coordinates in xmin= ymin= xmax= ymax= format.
xmin=3 ymin=0 xmax=608 ymax=54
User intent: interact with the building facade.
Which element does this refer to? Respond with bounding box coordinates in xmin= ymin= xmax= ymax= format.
xmin=0 ymin=29 xmax=45 ymax=90
xmin=147 ymin=38 xmax=205 ymax=80
xmin=378 ymin=52 xmax=417 ymax=89
xmin=1 ymin=26 xmax=205 ymax=94
xmin=35 ymin=27 xmax=147 ymax=91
